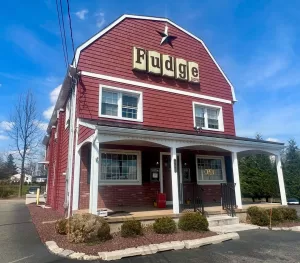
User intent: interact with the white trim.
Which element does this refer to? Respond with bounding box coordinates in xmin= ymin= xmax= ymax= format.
xmin=78 ymin=119 xmax=97 ymax=130
xmin=193 ymin=101 xmax=224 ymax=132
xmin=276 ymin=154 xmax=287 ymax=206
xmin=65 ymin=98 xmax=70 ymax=129
xmin=73 ymin=14 xmax=236 ymax=102
xmin=195 ymin=155 xmax=226 ymax=185
xmin=99 ymin=84 xmax=143 ymax=122
xmin=82 ymin=71 xmax=232 ymax=105
xmin=99 ymin=149 xmax=142 ymax=185
xmin=72 ymin=118 xmax=80 ymax=211
xmin=159 ymin=152 xmax=182 ymax=202
xmin=67 ymin=84 xmax=77 ymax=218
xmin=232 ymin=151 xmax=242 ymax=208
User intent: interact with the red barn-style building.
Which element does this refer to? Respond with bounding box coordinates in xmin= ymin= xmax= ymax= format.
xmin=43 ymin=15 xmax=287 ymax=217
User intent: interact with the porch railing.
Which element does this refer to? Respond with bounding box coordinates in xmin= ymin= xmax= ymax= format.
xmin=221 ymin=183 xmax=237 ymax=217
xmin=180 ymin=183 xmax=205 ymax=215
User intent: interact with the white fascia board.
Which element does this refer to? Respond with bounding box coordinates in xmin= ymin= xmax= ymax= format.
xmin=95 ymin=125 xmax=284 ymax=153
xmin=72 ymin=14 xmax=237 ymax=102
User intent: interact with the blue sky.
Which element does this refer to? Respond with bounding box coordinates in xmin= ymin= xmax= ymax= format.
xmin=0 ymin=0 xmax=300 ymax=153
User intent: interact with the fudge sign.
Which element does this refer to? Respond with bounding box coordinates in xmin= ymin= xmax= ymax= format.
xmin=132 ymin=47 xmax=200 ymax=83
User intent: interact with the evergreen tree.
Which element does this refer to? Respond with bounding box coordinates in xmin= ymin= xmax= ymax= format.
xmin=282 ymin=139 xmax=300 ymax=198
xmin=6 ymin=154 xmax=18 ymax=176
xmin=239 ymin=134 xmax=279 ymax=201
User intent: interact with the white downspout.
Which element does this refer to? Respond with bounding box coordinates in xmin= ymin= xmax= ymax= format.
xmin=66 ymin=80 xmax=77 ymax=218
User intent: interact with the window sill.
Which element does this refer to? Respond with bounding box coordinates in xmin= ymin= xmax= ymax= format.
xmin=197 ymin=180 xmax=226 ymax=185
xmin=98 ymin=180 xmax=142 ymax=186
xmin=201 ymin=127 xmax=224 ymax=132
xmin=99 ymin=114 xmax=143 ymax=123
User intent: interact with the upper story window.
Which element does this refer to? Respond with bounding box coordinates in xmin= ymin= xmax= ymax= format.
xmin=99 ymin=85 xmax=143 ymax=122
xmin=193 ymin=102 xmax=224 ymax=132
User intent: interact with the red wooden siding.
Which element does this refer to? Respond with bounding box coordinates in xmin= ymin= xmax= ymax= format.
xmin=78 ymin=18 xmax=233 ymax=101
xmin=45 ymin=110 xmax=70 ymax=214
xmin=78 ymin=125 xmax=94 ymax=145
xmin=77 ymin=76 xmax=235 ymax=135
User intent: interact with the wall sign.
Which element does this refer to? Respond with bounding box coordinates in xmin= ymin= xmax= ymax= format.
xmin=132 ymin=47 xmax=200 ymax=83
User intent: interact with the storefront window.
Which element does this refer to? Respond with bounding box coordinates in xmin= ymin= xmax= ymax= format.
xmin=196 ymin=156 xmax=225 ymax=184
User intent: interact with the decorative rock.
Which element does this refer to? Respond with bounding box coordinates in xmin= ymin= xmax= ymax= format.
xmin=185 ymin=233 xmax=239 ymax=249
xmin=83 ymin=255 xmax=100 ymax=260
xmin=52 ymin=247 xmax=64 ymax=254
xmin=69 ymin=252 xmax=86 ymax=260
xmin=58 ymin=249 xmax=74 ymax=257
xmin=156 ymin=242 xmax=174 ymax=252
xmin=272 ymin=227 xmax=281 ymax=231
xmin=291 ymin=226 xmax=300 ymax=231
xmin=259 ymin=226 xmax=269 ymax=230
xmin=170 ymin=241 xmax=185 ymax=250
xmin=45 ymin=241 xmax=58 ymax=251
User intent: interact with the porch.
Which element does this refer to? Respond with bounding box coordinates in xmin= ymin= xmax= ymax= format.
xmin=71 ymin=124 xmax=287 ymax=218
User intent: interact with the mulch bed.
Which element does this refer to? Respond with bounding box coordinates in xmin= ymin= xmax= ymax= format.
xmin=273 ymin=221 xmax=300 ymax=227
xmin=28 ymin=204 xmax=216 ymax=256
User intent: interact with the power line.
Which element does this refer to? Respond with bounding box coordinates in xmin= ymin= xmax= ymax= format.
xmin=59 ymin=0 xmax=69 ymax=64
xmin=66 ymin=0 xmax=75 ymax=57
xmin=55 ymin=0 xmax=68 ymax=68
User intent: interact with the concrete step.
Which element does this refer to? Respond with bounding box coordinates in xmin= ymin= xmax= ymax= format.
xmin=209 ymin=223 xmax=259 ymax=234
xmin=207 ymin=215 xmax=239 ymax=227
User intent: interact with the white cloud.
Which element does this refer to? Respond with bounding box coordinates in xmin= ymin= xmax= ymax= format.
xmin=43 ymin=84 xmax=62 ymax=120
xmin=37 ymin=122 xmax=48 ymax=131
xmin=43 ymin=105 xmax=55 ymax=120
xmin=0 ymin=83 xmax=2 ymax=87
xmin=96 ymin=12 xmax=105 ymax=28
xmin=0 ymin=121 xmax=14 ymax=131
xmin=0 ymin=135 xmax=9 ymax=140
xmin=75 ymin=9 xmax=88 ymax=20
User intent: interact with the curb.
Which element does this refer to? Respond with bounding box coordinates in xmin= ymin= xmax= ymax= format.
xmin=45 ymin=233 xmax=239 ymax=261
xmin=258 ymin=226 xmax=300 ymax=231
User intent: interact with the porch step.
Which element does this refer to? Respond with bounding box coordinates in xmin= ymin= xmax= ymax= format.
xmin=207 ymin=215 xmax=239 ymax=227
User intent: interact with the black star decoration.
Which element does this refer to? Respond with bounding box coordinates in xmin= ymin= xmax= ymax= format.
xmin=156 ymin=25 xmax=177 ymax=48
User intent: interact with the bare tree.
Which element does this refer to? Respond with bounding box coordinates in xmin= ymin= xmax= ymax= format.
xmin=8 ymin=90 xmax=42 ymax=196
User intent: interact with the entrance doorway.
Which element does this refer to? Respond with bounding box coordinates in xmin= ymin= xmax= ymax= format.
xmin=160 ymin=153 xmax=182 ymax=204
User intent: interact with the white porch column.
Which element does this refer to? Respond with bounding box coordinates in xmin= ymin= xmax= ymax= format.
xmin=275 ymin=154 xmax=287 ymax=206
xmin=232 ymin=151 xmax=242 ymax=209
xmin=170 ymin=145 xmax=180 ymax=214
xmin=89 ymin=138 xmax=99 ymax=215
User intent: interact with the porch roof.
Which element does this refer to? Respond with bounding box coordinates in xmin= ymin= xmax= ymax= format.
xmin=78 ymin=118 xmax=284 ymax=155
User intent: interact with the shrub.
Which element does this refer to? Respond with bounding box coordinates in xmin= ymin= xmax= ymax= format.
xmin=247 ymin=207 xmax=269 ymax=226
xmin=178 ymin=212 xmax=208 ymax=232
xmin=55 ymin=218 xmax=68 ymax=235
xmin=0 ymin=187 xmax=13 ymax=198
xmin=121 ymin=219 xmax=143 ymax=237
xmin=268 ymin=208 xmax=284 ymax=223
xmin=153 ymin=217 xmax=177 ymax=234
xmin=67 ymin=214 xmax=111 ymax=243
xmin=280 ymin=207 xmax=298 ymax=221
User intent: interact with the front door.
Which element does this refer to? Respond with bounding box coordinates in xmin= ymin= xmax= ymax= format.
xmin=162 ymin=154 xmax=181 ymax=203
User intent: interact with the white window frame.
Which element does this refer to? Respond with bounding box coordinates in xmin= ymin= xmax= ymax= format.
xmin=99 ymin=85 xmax=143 ymax=122
xmin=192 ymin=102 xmax=224 ymax=132
xmin=65 ymin=98 xmax=70 ymax=129
xmin=99 ymin=149 xmax=142 ymax=185
xmin=195 ymin=155 xmax=226 ymax=185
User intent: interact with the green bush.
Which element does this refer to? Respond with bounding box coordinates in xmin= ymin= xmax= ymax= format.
xmin=153 ymin=217 xmax=177 ymax=234
xmin=280 ymin=207 xmax=298 ymax=221
xmin=67 ymin=214 xmax=111 ymax=243
xmin=247 ymin=207 xmax=269 ymax=226
xmin=121 ymin=219 xmax=143 ymax=237
xmin=178 ymin=212 xmax=208 ymax=232
xmin=55 ymin=218 xmax=68 ymax=235
xmin=268 ymin=208 xmax=284 ymax=223
xmin=0 ymin=187 xmax=13 ymax=198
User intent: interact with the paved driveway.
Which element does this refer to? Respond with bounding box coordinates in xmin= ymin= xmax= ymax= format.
xmin=1 ymin=199 xmax=300 ymax=263
xmin=0 ymin=199 xmax=86 ymax=263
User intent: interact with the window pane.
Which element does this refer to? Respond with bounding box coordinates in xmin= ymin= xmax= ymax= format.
xmin=207 ymin=108 xmax=219 ymax=129
xmin=101 ymin=153 xmax=138 ymax=181
xmin=122 ymin=94 xmax=138 ymax=119
xmin=101 ymin=90 xmax=118 ymax=116
xmin=197 ymin=158 xmax=223 ymax=181
xmin=195 ymin=106 xmax=205 ymax=128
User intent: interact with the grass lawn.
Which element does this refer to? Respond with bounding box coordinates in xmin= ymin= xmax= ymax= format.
xmin=0 ymin=184 xmax=35 ymax=198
